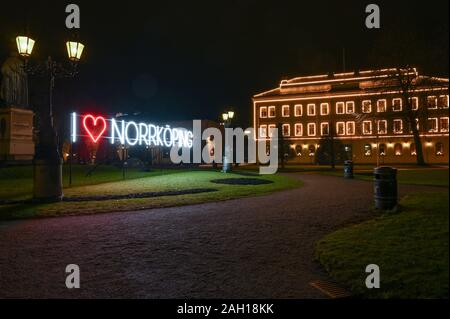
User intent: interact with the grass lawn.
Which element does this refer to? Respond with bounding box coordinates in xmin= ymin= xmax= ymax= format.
xmin=315 ymin=191 xmax=449 ymax=298
xmin=321 ymin=167 xmax=449 ymax=187
xmin=0 ymin=168 xmax=301 ymax=221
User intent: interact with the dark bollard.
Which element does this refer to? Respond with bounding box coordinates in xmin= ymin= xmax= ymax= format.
xmin=344 ymin=160 xmax=354 ymax=179
xmin=374 ymin=166 xmax=398 ymax=210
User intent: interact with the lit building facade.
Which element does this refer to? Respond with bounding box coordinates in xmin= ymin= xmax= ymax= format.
xmin=253 ymin=69 xmax=449 ymax=164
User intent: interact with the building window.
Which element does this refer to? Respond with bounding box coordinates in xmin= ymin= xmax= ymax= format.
xmin=268 ymin=124 xmax=276 ymax=137
xmin=320 ymin=103 xmax=329 ymax=115
xmin=282 ymin=105 xmax=290 ymax=117
xmin=410 ymin=143 xmax=417 ymax=156
xmin=379 ymin=144 xmax=386 ymax=156
xmin=259 ymin=125 xmax=267 ymax=138
xmin=295 ymin=145 xmax=302 ymax=156
xmin=294 ymin=104 xmax=303 ymax=117
xmin=394 ymin=143 xmax=402 ymax=156
xmin=392 ymin=98 xmax=402 ymax=112
xmin=346 ymin=101 xmax=355 ymax=114
xmin=321 ymin=122 xmax=330 ymax=136
xmin=307 ymin=123 xmax=316 ymax=136
xmin=436 ymin=142 xmax=444 ymax=156
xmin=336 ymin=102 xmax=345 ymax=114
xmin=438 ymin=95 xmax=449 ymax=108
xmin=440 ymin=117 xmax=449 ymax=132
xmin=259 ymin=107 xmax=267 ymax=118
xmin=410 ymin=97 xmax=419 ymax=110
xmin=393 ymin=119 xmax=403 ymax=134
xmin=427 ymin=96 xmax=437 ymax=109
xmin=378 ymin=120 xmax=387 ymax=134
xmin=294 ymin=123 xmax=303 ymax=136
xmin=336 ymin=122 xmax=345 ymax=135
xmin=364 ymin=144 xmax=372 ymax=156
xmin=282 ymin=124 xmax=290 ymax=136
xmin=268 ymin=106 xmax=276 ymax=118
xmin=428 ymin=118 xmax=438 ymax=132
xmin=308 ymin=145 xmax=316 ymax=157
xmin=362 ymin=121 xmax=372 ymax=135
xmin=346 ymin=121 xmax=355 ymax=135
xmin=307 ymin=104 xmax=316 ymax=116
xmin=362 ymin=100 xmax=372 ymax=113
xmin=377 ymin=99 xmax=387 ymax=112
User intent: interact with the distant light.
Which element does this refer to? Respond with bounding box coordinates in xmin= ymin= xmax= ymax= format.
xmin=222 ymin=113 xmax=229 ymax=121
xmin=228 ymin=111 xmax=235 ymax=119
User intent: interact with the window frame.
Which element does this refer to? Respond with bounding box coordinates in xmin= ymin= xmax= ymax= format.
xmin=307 ymin=123 xmax=316 ymax=136
xmin=362 ymin=120 xmax=372 ymax=135
xmin=392 ymin=98 xmax=402 ymax=112
xmin=294 ymin=123 xmax=303 ymax=136
xmin=320 ymin=122 xmax=330 ymax=136
xmin=320 ymin=103 xmax=330 ymax=116
xmin=307 ymin=103 xmax=316 ymax=116
xmin=336 ymin=102 xmax=345 ymax=115
xmin=378 ymin=120 xmax=387 ymax=135
xmin=362 ymin=100 xmax=372 ymax=113
xmin=393 ymin=119 xmax=403 ymax=134
xmin=282 ymin=123 xmax=290 ymax=136
xmin=268 ymin=106 xmax=276 ymax=118
xmin=346 ymin=121 xmax=355 ymax=135
xmin=281 ymin=105 xmax=290 ymax=118
xmin=336 ymin=121 xmax=346 ymax=136
xmin=259 ymin=106 xmax=268 ymax=118
xmin=377 ymin=99 xmax=387 ymax=113
xmin=294 ymin=104 xmax=303 ymax=117
xmin=346 ymin=101 xmax=355 ymax=114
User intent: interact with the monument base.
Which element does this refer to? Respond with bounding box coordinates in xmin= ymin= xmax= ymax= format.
xmin=0 ymin=107 xmax=35 ymax=163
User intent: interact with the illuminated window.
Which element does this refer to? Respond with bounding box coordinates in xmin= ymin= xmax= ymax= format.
xmin=346 ymin=121 xmax=355 ymax=135
xmin=294 ymin=123 xmax=303 ymax=136
xmin=409 ymin=118 xmax=420 ymax=133
xmin=362 ymin=121 xmax=372 ymax=135
xmin=394 ymin=143 xmax=402 ymax=156
xmin=362 ymin=100 xmax=372 ymax=113
xmin=282 ymin=105 xmax=290 ymax=117
xmin=438 ymin=95 xmax=449 ymax=108
xmin=346 ymin=101 xmax=355 ymax=114
xmin=268 ymin=124 xmax=276 ymax=137
xmin=378 ymin=120 xmax=387 ymax=134
xmin=440 ymin=117 xmax=449 ymax=132
xmin=307 ymin=104 xmax=316 ymax=116
xmin=294 ymin=104 xmax=303 ymax=117
xmin=308 ymin=145 xmax=316 ymax=157
xmin=282 ymin=124 xmax=290 ymax=136
xmin=320 ymin=103 xmax=329 ymax=115
xmin=321 ymin=122 xmax=330 ymax=136
xmin=436 ymin=142 xmax=444 ymax=156
xmin=336 ymin=122 xmax=345 ymax=135
xmin=307 ymin=123 xmax=316 ymax=136
xmin=410 ymin=97 xmax=419 ymax=110
xmin=259 ymin=125 xmax=267 ymax=138
xmin=427 ymin=118 xmax=438 ymax=132
xmin=410 ymin=143 xmax=417 ymax=156
xmin=336 ymin=102 xmax=345 ymax=114
xmin=268 ymin=106 xmax=276 ymax=118
xmin=379 ymin=143 xmax=386 ymax=156
xmin=392 ymin=98 xmax=402 ymax=112
xmin=259 ymin=107 xmax=267 ymax=118
xmin=377 ymin=99 xmax=387 ymax=112
xmin=427 ymin=96 xmax=437 ymax=109
xmin=364 ymin=144 xmax=372 ymax=156
xmin=393 ymin=119 xmax=403 ymax=134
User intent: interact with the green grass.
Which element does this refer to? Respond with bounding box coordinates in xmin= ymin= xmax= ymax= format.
xmin=315 ymin=191 xmax=449 ymax=298
xmin=0 ymin=165 xmax=180 ymax=201
xmin=0 ymin=169 xmax=301 ymax=221
xmin=321 ymin=168 xmax=449 ymax=187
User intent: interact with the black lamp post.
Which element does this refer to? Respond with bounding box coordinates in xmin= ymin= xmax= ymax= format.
xmin=221 ymin=110 xmax=234 ymax=173
xmin=16 ymin=35 xmax=85 ymax=202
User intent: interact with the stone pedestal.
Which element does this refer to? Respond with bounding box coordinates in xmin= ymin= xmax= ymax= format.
xmin=0 ymin=107 xmax=35 ymax=163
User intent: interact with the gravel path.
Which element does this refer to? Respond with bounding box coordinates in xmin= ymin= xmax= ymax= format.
xmin=0 ymin=174 xmax=441 ymax=298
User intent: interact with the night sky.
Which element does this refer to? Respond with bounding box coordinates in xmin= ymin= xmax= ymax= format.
xmin=1 ymin=0 xmax=448 ymax=126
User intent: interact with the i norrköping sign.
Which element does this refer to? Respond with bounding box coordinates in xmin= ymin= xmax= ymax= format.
xmin=71 ymin=113 xmax=194 ymax=148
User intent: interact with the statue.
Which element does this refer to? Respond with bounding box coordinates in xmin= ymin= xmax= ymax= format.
xmin=0 ymin=51 xmax=29 ymax=108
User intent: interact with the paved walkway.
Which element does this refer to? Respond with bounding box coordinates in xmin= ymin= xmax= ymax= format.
xmin=0 ymin=174 xmax=441 ymax=298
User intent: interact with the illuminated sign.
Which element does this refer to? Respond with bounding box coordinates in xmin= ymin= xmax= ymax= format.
xmin=71 ymin=113 xmax=193 ymax=148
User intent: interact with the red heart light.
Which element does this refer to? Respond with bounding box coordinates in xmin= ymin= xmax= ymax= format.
xmin=83 ymin=115 xmax=107 ymax=143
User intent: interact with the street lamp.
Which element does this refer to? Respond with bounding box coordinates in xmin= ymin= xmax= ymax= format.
xmin=221 ymin=109 xmax=234 ymax=173
xmin=16 ymin=34 xmax=85 ymax=202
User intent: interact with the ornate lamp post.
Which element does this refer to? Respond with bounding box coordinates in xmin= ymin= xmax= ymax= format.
xmin=221 ymin=110 xmax=234 ymax=173
xmin=16 ymin=35 xmax=85 ymax=202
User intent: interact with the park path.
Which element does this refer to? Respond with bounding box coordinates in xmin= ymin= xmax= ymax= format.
xmin=0 ymin=173 xmax=441 ymax=298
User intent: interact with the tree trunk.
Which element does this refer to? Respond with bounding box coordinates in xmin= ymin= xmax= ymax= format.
xmin=411 ymin=124 xmax=426 ymax=165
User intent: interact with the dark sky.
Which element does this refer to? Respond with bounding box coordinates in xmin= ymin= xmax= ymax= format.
xmin=1 ymin=0 xmax=448 ymax=125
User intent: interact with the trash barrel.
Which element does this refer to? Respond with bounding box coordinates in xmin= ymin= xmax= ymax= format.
xmin=344 ymin=160 xmax=354 ymax=179
xmin=374 ymin=166 xmax=398 ymax=210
